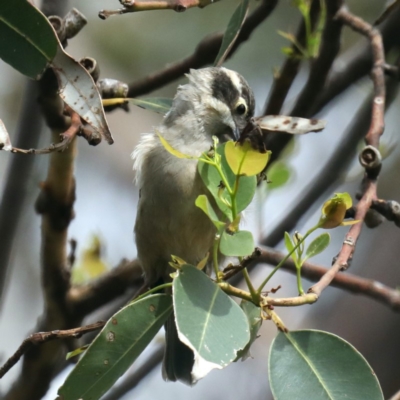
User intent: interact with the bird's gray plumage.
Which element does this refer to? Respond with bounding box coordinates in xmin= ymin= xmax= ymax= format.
xmin=132 ymin=67 xmax=255 ymax=385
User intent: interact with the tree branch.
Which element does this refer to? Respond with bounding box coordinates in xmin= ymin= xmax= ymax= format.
xmin=67 ymin=259 xmax=143 ymax=318
xmin=127 ymin=0 xmax=278 ymax=97
xmin=0 ymin=322 xmax=104 ymax=379
xmin=263 ymin=0 xmax=322 ymax=115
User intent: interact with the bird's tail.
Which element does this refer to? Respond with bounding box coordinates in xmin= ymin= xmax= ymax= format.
xmin=162 ymin=312 xmax=195 ymax=385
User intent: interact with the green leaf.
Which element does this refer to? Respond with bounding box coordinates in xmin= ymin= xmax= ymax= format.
xmin=214 ymin=0 xmax=249 ymax=67
xmin=269 ymin=330 xmax=384 ymax=400
xmin=283 ymin=231 xmax=293 ymax=253
xmin=304 ymin=233 xmax=330 ymax=261
xmin=284 ymin=231 xmax=297 ymax=261
xmin=0 ymin=0 xmax=58 ymax=79
xmin=198 ymin=144 xmax=256 ymax=220
xmin=129 ymin=97 xmax=173 ymax=114
xmin=225 ymin=140 xmax=271 ymax=176
xmin=220 ymin=230 xmax=254 ymax=257
xmin=235 ymin=300 xmax=262 ymax=361
xmin=66 ymin=344 xmax=89 ymax=360
xmin=58 ymin=294 xmax=172 ymax=400
xmin=173 ymin=265 xmax=250 ymax=381
xmin=195 ymin=195 xmax=225 ymax=231
xmin=267 ymin=161 xmax=291 ymax=190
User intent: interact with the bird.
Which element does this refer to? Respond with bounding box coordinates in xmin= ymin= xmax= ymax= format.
xmin=132 ymin=67 xmax=255 ymax=385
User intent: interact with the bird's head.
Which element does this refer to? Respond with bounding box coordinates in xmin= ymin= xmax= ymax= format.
xmin=164 ymin=67 xmax=255 ymax=145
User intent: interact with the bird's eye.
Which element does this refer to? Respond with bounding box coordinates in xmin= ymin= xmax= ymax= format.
xmin=236 ymin=103 xmax=247 ymax=115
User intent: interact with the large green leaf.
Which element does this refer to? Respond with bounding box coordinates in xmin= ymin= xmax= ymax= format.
xmin=220 ymin=229 xmax=254 ymax=257
xmin=173 ymin=265 xmax=250 ymax=381
xmin=0 ymin=0 xmax=58 ymax=79
xmin=58 ymin=294 xmax=172 ymax=400
xmin=0 ymin=2 xmax=112 ymax=143
xmin=269 ymin=330 xmax=384 ymax=400
xmin=130 ymin=97 xmax=173 ymax=114
xmin=198 ymin=143 xmax=256 ymax=220
xmin=214 ymin=0 xmax=249 ymax=67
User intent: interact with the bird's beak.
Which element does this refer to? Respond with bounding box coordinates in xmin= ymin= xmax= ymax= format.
xmin=232 ymin=126 xmax=241 ymax=141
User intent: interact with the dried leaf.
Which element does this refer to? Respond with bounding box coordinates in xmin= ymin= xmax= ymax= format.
xmin=256 ymin=115 xmax=326 ymax=134
xmin=52 ymin=47 xmax=113 ymax=144
xmin=0 ymin=119 xmax=12 ymax=151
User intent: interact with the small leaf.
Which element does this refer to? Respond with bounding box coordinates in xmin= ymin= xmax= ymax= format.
xmin=304 ymin=233 xmax=330 ymax=261
xmin=277 ymin=30 xmax=297 ymax=42
xmin=281 ymin=47 xmax=295 ymax=56
xmin=72 ymin=235 xmax=109 ymax=285
xmin=319 ymin=192 xmax=354 ymax=229
xmin=225 ymin=140 xmax=271 ymax=176
xmin=0 ymin=0 xmax=58 ymax=79
xmin=220 ymin=230 xmax=254 ymax=257
xmin=66 ymin=345 xmax=89 ymax=360
xmin=195 ymin=195 xmax=225 ymax=231
xmin=0 ymin=119 xmax=12 ymax=151
xmin=52 ymin=47 xmax=113 ymax=144
xmin=235 ymin=301 xmax=262 ymax=361
xmin=269 ymin=330 xmax=383 ymax=400
xmin=284 ymin=232 xmax=299 ymax=265
xmin=256 ymin=115 xmax=326 ymax=134
xmin=198 ymin=144 xmax=256 ymax=220
xmin=173 ymin=265 xmax=250 ymax=382
xmin=58 ymin=294 xmax=172 ymax=400
xmin=267 ymin=161 xmax=291 ymax=190
xmin=157 ymin=132 xmax=195 ymax=159
xmin=284 ymin=231 xmax=296 ymax=255
xmin=196 ymin=253 xmax=209 ymax=270
xmin=335 ymin=192 xmax=353 ymax=209
xmin=129 ymin=97 xmax=173 ymax=114
xmin=214 ymin=0 xmax=249 ymax=67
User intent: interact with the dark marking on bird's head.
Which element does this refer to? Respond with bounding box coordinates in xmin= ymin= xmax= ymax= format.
xmin=210 ymin=68 xmax=255 ymax=139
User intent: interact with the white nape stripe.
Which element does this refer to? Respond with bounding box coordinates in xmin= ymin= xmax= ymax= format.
xmin=222 ymin=68 xmax=243 ymax=94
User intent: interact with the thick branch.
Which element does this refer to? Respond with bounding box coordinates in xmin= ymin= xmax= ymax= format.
xmin=127 ymin=0 xmax=278 ymax=97
xmin=67 ymin=259 xmax=143 ymax=318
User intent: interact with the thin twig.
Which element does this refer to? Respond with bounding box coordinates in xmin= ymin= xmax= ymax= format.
xmin=222 ymin=248 xmax=261 ymax=280
xmin=0 ymin=321 xmax=105 ymax=379
xmin=11 ymin=107 xmax=81 ymax=155
xmin=257 ymin=246 xmax=400 ymax=311
xmin=261 ymin=73 xmax=398 ymax=247
xmin=265 ymin=0 xmax=343 ymax=162
xmin=100 ymin=0 xmax=217 ymax=18
xmin=263 ymin=0 xmax=321 ymax=115
xmin=311 ymin=5 xmax=400 ymax=115
xmin=336 ymin=8 xmax=386 ymax=148
xmin=127 ymin=0 xmax=278 ymax=97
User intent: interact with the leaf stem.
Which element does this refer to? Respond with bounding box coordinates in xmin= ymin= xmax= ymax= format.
xmin=241 ymin=266 xmax=259 ymax=303
xmin=257 ymin=225 xmax=318 ymax=294
xmin=132 ymin=282 xmax=173 ymax=303
xmin=218 ymin=282 xmax=253 ymax=302
xmin=213 ymin=235 xmax=221 ymax=282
